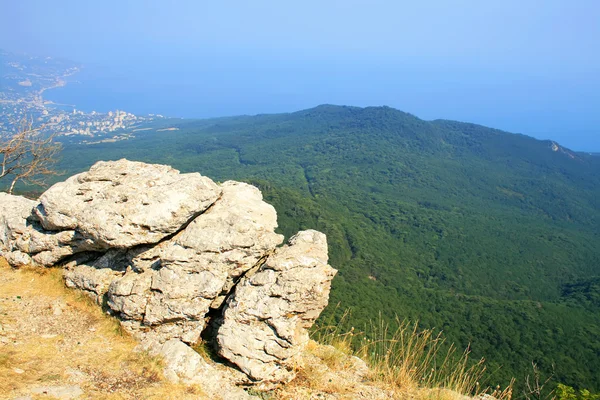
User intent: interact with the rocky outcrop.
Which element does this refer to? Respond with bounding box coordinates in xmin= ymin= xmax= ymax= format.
xmin=0 ymin=159 xmax=337 ymax=387
xmin=101 ymin=180 xmax=286 ymax=346
xmin=217 ymin=230 xmax=337 ymax=383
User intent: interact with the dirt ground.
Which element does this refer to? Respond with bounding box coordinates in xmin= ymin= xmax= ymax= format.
xmin=0 ymin=259 xmax=208 ymax=400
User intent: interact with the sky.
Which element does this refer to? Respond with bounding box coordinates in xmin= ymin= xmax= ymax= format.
xmin=1 ymin=0 xmax=599 ymax=151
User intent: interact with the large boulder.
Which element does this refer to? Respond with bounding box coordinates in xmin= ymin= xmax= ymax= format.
xmin=35 ymin=159 xmax=221 ymax=248
xmin=217 ymin=230 xmax=337 ymax=383
xmin=104 ymin=180 xmax=284 ymax=345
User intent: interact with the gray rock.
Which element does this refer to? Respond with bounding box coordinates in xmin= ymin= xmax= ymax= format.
xmin=63 ymin=250 xmax=129 ymax=303
xmin=4 ymin=250 xmax=33 ymax=267
xmin=217 ymin=230 xmax=337 ymax=383
xmin=103 ymin=180 xmax=283 ymax=345
xmin=0 ymin=192 xmax=98 ymax=266
xmin=0 ymin=193 xmax=36 ymax=245
xmin=24 ymin=228 xmax=98 ymax=266
xmin=156 ymin=339 xmax=252 ymax=399
xmin=35 ymin=159 xmax=221 ymax=248
xmin=0 ymin=193 xmax=36 ymax=265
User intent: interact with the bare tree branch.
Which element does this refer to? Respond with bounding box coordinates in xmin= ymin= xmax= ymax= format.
xmin=0 ymin=118 xmax=62 ymax=194
xmin=523 ymin=362 xmax=556 ymax=400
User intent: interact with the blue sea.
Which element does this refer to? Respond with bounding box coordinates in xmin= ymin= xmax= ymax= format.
xmin=44 ymin=64 xmax=244 ymax=118
xmin=43 ymin=57 xmax=342 ymax=119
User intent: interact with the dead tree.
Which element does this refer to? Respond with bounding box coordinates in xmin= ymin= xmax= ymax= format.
xmin=0 ymin=119 xmax=62 ymax=194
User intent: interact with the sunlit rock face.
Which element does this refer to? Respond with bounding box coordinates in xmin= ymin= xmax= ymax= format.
xmin=0 ymin=159 xmax=336 ymax=385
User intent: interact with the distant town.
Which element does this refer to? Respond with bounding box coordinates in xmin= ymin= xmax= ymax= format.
xmin=0 ymin=49 xmax=172 ymax=142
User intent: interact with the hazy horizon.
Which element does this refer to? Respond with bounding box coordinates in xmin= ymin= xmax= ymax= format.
xmin=2 ymin=0 xmax=599 ymax=151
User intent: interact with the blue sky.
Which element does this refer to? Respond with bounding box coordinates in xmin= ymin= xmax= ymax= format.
xmin=2 ymin=0 xmax=599 ymax=150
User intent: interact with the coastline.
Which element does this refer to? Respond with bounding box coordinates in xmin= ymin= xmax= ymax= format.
xmin=37 ymin=68 xmax=80 ymax=110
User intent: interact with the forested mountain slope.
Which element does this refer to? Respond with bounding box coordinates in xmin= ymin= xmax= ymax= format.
xmin=54 ymin=105 xmax=600 ymax=391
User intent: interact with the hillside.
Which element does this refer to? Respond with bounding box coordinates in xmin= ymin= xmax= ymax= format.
xmin=0 ymin=258 xmax=514 ymax=400
xmin=0 ymin=258 xmax=198 ymax=399
xmin=1 ymin=160 xmax=502 ymax=400
xmin=45 ymin=105 xmax=600 ymax=391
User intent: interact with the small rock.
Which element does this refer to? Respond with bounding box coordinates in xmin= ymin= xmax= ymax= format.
xmin=475 ymin=394 xmax=498 ymax=400
xmin=65 ymin=368 xmax=87 ymax=384
xmin=156 ymin=339 xmax=252 ymax=399
xmin=4 ymin=250 xmax=32 ymax=268
xmin=13 ymin=368 xmax=25 ymax=374
xmin=51 ymin=301 xmax=65 ymax=316
xmin=349 ymin=356 xmax=370 ymax=379
xmin=41 ymin=334 xmax=57 ymax=339
xmin=30 ymin=385 xmax=84 ymax=399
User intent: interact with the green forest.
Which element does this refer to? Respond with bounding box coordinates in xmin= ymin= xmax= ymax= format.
xmin=38 ymin=105 xmax=600 ymax=393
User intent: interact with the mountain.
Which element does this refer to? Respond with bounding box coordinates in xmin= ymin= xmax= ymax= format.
xmin=50 ymin=104 xmax=600 ymax=391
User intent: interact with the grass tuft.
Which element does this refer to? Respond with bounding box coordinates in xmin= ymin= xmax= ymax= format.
xmin=312 ymin=310 xmax=513 ymax=400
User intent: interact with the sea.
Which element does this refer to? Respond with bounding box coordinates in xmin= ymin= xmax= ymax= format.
xmin=44 ymin=64 xmax=233 ymax=118
xmin=43 ymin=58 xmax=333 ymax=119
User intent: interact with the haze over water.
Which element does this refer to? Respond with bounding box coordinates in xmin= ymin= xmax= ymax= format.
xmin=3 ymin=1 xmax=600 ymax=151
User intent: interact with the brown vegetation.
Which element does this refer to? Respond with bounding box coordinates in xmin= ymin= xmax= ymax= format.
xmin=0 ymin=119 xmax=61 ymax=194
xmin=0 ymin=258 xmax=207 ymax=399
xmin=303 ymin=310 xmax=514 ymax=400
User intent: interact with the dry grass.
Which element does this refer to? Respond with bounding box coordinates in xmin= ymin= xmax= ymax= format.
xmin=0 ymin=258 xmax=208 ymax=399
xmin=0 ymin=256 xmax=514 ymax=400
xmin=290 ymin=342 xmax=356 ymax=395
xmin=311 ymin=311 xmax=514 ymax=400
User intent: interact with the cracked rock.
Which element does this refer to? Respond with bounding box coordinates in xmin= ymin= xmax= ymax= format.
xmin=103 ymin=179 xmax=284 ymax=345
xmin=0 ymin=193 xmax=37 ymax=266
xmin=216 ymin=230 xmax=337 ymax=384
